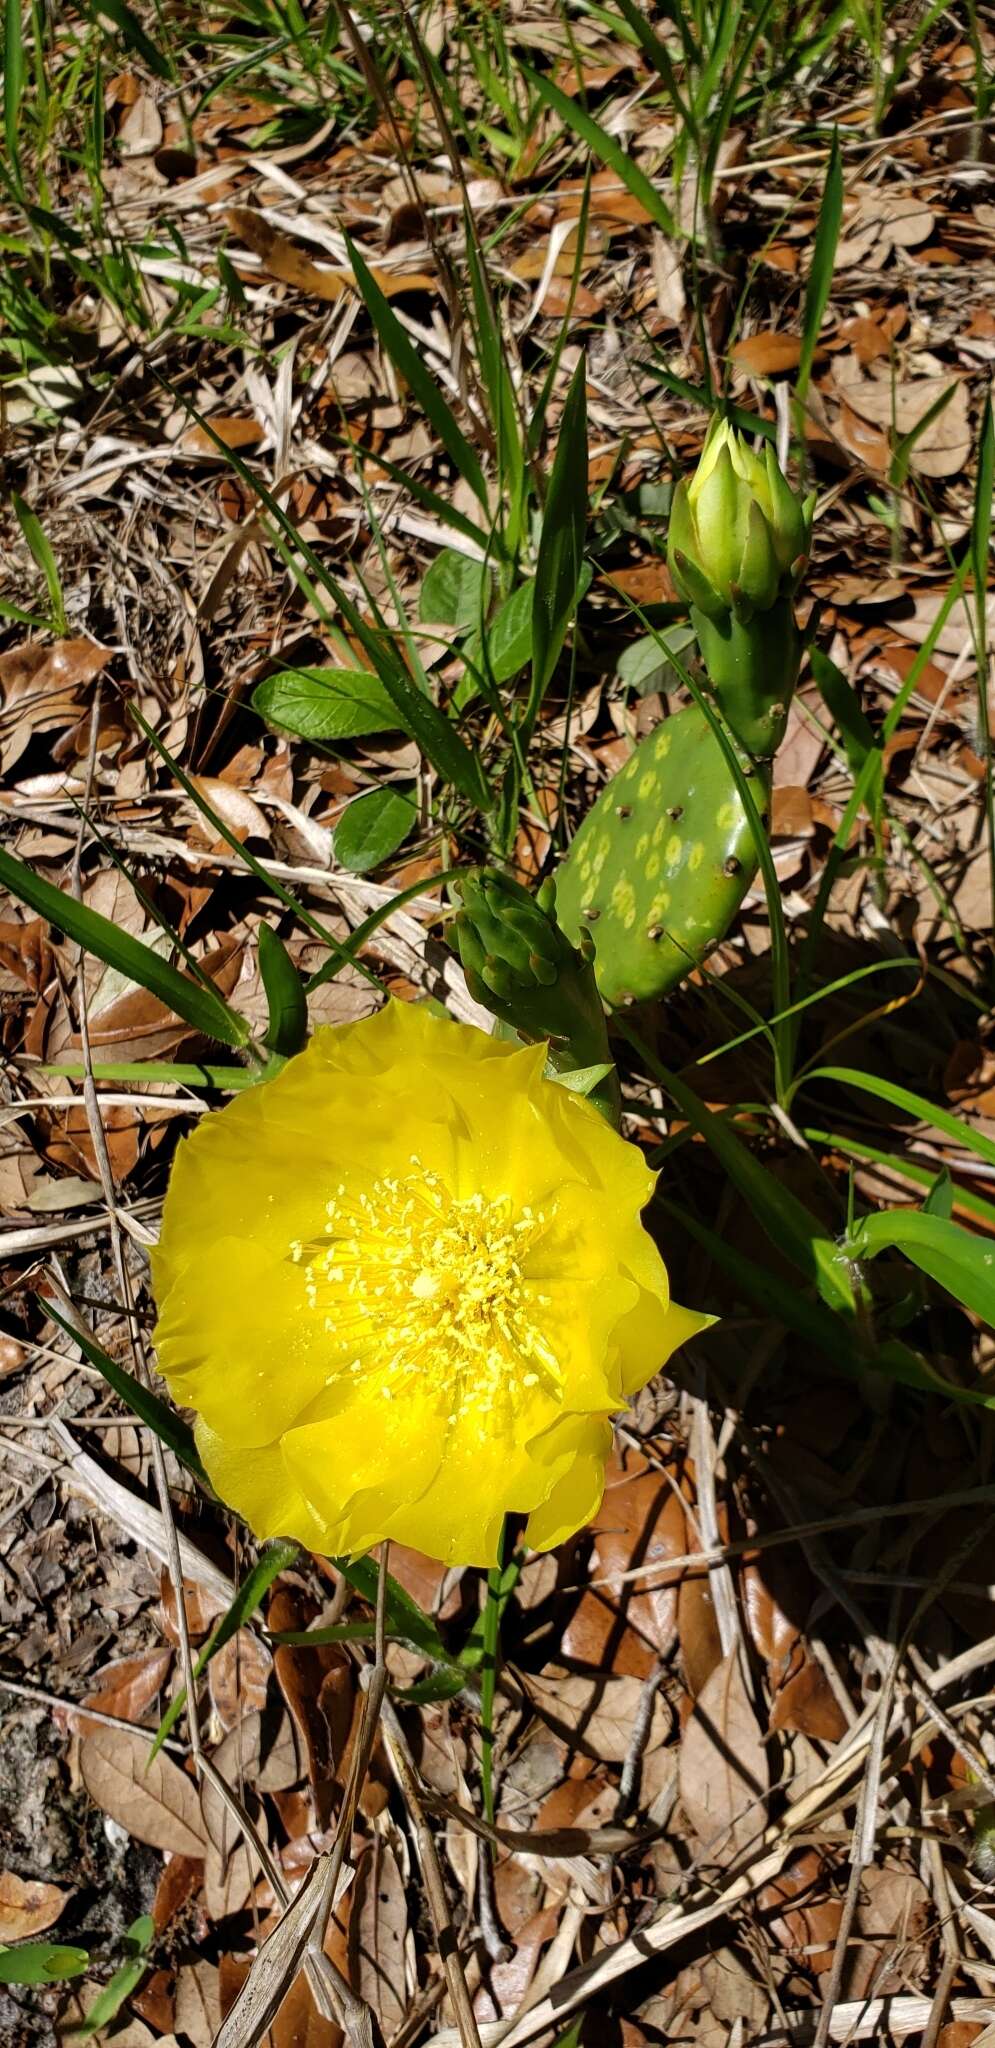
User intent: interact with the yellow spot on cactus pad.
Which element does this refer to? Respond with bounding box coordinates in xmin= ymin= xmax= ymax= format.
xmin=652 ymin=818 xmax=666 ymax=847
xmin=645 ymin=853 xmax=661 ymax=880
xmin=665 ymin=835 xmax=683 ymax=867
xmin=638 ymin=773 xmax=656 ymax=799
xmin=610 ymin=878 xmax=637 ymax=919
xmin=623 ymin=908 xmax=636 ymax=929
xmin=636 ymin=833 xmax=650 ymax=859
xmin=688 ymin=842 xmax=705 ymax=872
xmin=717 ymin=802 xmax=738 ymax=830
xmin=651 ymin=892 xmax=671 ymax=919
xmin=655 ymin=730 xmax=671 ymax=755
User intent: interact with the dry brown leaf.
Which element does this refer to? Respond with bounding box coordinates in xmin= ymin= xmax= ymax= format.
xmin=527 ymin=1668 xmax=670 ymax=1771
xmin=271 ymin=1588 xmax=355 ymax=1828
xmin=79 ymin=1725 xmax=206 ymax=1858
xmin=832 ymin=364 xmax=972 ymax=477
xmin=678 ymin=1649 xmax=769 ymax=1861
xmin=75 ymin=1647 xmax=173 ymax=1736
xmin=848 ymin=1864 xmax=931 ymax=1999
xmin=677 ymin=1570 xmax=723 ymax=1698
xmin=189 ymin=775 xmax=270 ymax=845
xmin=475 ymin=1907 xmax=559 ymax=2023
xmin=758 ymin=1847 xmax=841 ymax=1973
xmin=226 ymin=207 xmax=436 ymax=302
xmin=0 ymin=1870 xmax=68 ymax=1941
xmin=349 ymin=1834 xmax=408 ymax=2035
xmin=174 ymin=1961 xmax=222 ymax=2047
xmin=200 ymin=1721 xmax=271 ymax=1920
xmin=208 ymin=1626 xmax=273 ymax=1731
xmin=730 ymin=331 xmax=802 ymax=374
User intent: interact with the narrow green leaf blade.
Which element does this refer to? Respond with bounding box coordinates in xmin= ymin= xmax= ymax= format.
xmin=798 ymin=131 xmax=842 ymax=406
xmin=346 ymin=236 xmax=489 ymax=509
xmin=149 ymin=1538 xmax=299 ymax=1759
xmin=45 ymin=1301 xmax=209 ymax=1486
xmin=803 ymin=1066 xmax=995 ymax=1172
xmin=257 ymin=924 xmax=308 ymax=1057
xmin=528 ymin=356 xmax=588 ymax=725
xmin=0 ymin=845 xmax=248 ymax=1048
xmin=523 ymin=63 xmax=678 ymax=239
xmin=858 ymin=1209 xmax=995 ymax=1329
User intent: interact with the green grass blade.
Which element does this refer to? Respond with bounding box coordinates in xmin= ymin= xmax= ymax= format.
xmin=346 ymin=234 xmax=489 ymax=512
xmin=522 ymin=62 xmax=679 ymax=240
xmin=610 ymin=0 xmax=697 ymax=136
xmin=971 ymin=393 xmax=995 ymax=941
xmin=3 ymin=0 xmax=25 ymax=200
xmin=802 ymin=1127 xmax=995 ymax=1229
xmin=797 ymin=131 xmax=841 ymax=409
xmin=526 ymin=354 xmax=588 ymax=731
xmin=855 ymin=1209 xmax=995 ymax=1329
xmin=44 ymin=1059 xmax=256 ymax=1088
xmin=622 ymin=1023 xmax=854 ymax=1313
xmin=149 ymin=1538 xmax=299 ymax=1759
xmin=82 ymin=0 xmax=174 ymax=77
xmin=257 ymin=924 xmax=308 ymax=1057
xmin=801 ymin=1066 xmax=995 ymax=1172
xmin=656 ymin=1192 xmax=958 ymax=1400
xmin=0 ymin=845 xmax=249 ymax=1048
xmin=11 ymin=491 xmax=66 ymax=633
xmin=45 ymin=1301 xmax=209 ymax=1485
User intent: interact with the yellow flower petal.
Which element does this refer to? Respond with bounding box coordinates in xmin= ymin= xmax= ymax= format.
xmin=152 ymin=1001 xmax=709 ymax=1565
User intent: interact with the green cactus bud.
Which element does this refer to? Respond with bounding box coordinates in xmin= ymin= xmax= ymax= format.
xmin=556 ymin=703 xmax=767 ymax=1008
xmin=449 ymin=869 xmax=620 ymax=1125
xmin=667 ymin=418 xmax=809 ymax=620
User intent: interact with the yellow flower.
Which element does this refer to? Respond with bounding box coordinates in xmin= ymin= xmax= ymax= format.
xmin=152 ymin=1002 xmax=707 ymax=1567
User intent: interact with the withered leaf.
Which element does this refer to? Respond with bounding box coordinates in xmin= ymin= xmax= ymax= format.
xmin=0 ymin=1870 xmax=68 ymax=1941
xmin=679 ymin=1649 xmax=769 ymax=1862
xmin=349 ymin=1834 xmax=408 ymax=2035
xmin=79 ymin=1725 xmax=206 ymax=1858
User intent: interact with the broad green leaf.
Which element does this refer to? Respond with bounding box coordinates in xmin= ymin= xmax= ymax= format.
xmin=420 ymin=549 xmax=490 ymax=629
xmin=333 ymin=785 xmax=417 ymax=873
xmin=466 ymin=580 xmax=534 ymax=685
xmin=0 ymin=1944 xmax=89 ymax=1985
xmin=0 ymin=845 xmax=247 ymax=1048
xmin=523 ymin=63 xmax=678 ymax=239
xmin=528 ymin=355 xmax=588 ymax=729
xmin=150 ymin=1539 xmax=299 ymax=1759
xmin=258 ymin=924 xmax=307 ymax=1058
xmin=855 ymin=1210 xmax=995 ymax=1329
xmin=253 ymin=667 xmax=404 ymax=742
xmin=618 ymin=625 xmax=697 ymax=696
xmin=346 ymin=236 xmax=489 ymax=510
xmin=46 ymin=1301 xmax=208 ymax=1486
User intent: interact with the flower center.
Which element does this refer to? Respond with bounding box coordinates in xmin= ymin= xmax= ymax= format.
xmin=292 ymin=1163 xmax=561 ymax=1426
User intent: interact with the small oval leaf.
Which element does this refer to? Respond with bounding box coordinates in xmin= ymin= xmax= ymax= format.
xmin=334 ymin=786 xmax=417 ymax=873
xmin=253 ymin=667 xmax=406 ymax=742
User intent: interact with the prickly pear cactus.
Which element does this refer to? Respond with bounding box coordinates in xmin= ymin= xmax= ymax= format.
xmin=555 ymin=705 xmax=768 ymax=1008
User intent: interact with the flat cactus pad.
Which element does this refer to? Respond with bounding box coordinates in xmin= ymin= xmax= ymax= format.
xmin=555 ymin=703 xmax=767 ymax=1007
